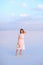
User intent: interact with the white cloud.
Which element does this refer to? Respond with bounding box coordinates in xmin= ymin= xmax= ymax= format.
xmin=38 ymin=4 xmax=43 ymax=9
xmin=20 ymin=14 xmax=29 ymax=17
xmin=21 ymin=2 xmax=27 ymax=7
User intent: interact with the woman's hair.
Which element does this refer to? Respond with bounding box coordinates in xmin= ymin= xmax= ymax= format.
xmin=20 ymin=28 xmax=24 ymax=34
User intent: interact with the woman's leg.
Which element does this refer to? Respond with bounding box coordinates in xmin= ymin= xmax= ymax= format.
xmin=20 ymin=49 xmax=22 ymax=55
xmin=16 ymin=49 xmax=18 ymax=56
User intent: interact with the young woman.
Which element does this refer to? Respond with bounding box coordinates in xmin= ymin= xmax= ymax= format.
xmin=16 ymin=28 xmax=26 ymax=56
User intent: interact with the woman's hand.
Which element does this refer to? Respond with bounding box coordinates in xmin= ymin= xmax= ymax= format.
xmin=24 ymin=31 xmax=26 ymax=34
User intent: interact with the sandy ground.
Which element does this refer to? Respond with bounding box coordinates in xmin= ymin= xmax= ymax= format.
xmin=0 ymin=31 xmax=43 ymax=65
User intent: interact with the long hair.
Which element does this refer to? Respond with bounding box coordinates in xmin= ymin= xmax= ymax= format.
xmin=20 ymin=28 xmax=24 ymax=34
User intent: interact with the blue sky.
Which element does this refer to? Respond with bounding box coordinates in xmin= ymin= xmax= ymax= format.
xmin=0 ymin=0 xmax=43 ymax=23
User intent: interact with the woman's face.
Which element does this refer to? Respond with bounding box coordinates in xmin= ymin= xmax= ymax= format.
xmin=20 ymin=29 xmax=24 ymax=34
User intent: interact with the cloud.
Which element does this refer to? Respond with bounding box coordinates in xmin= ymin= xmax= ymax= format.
xmin=21 ymin=2 xmax=27 ymax=7
xmin=37 ymin=4 xmax=43 ymax=9
xmin=32 ymin=4 xmax=43 ymax=11
xmin=20 ymin=14 xmax=29 ymax=17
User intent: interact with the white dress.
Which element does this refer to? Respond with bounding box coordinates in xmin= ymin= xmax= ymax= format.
xmin=17 ymin=34 xmax=25 ymax=50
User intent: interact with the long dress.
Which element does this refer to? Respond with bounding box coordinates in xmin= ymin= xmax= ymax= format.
xmin=17 ymin=33 xmax=25 ymax=50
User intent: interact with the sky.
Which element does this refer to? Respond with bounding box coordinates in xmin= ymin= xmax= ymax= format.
xmin=0 ymin=0 xmax=43 ymax=23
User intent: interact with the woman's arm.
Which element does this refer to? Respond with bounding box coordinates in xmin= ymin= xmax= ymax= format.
xmin=24 ymin=31 xmax=26 ymax=34
xmin=18 ymin=35 xmax=20 ymax=40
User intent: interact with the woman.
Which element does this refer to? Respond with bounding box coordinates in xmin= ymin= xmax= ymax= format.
xmin=16 ymin=28 xmax=26 ymax=56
